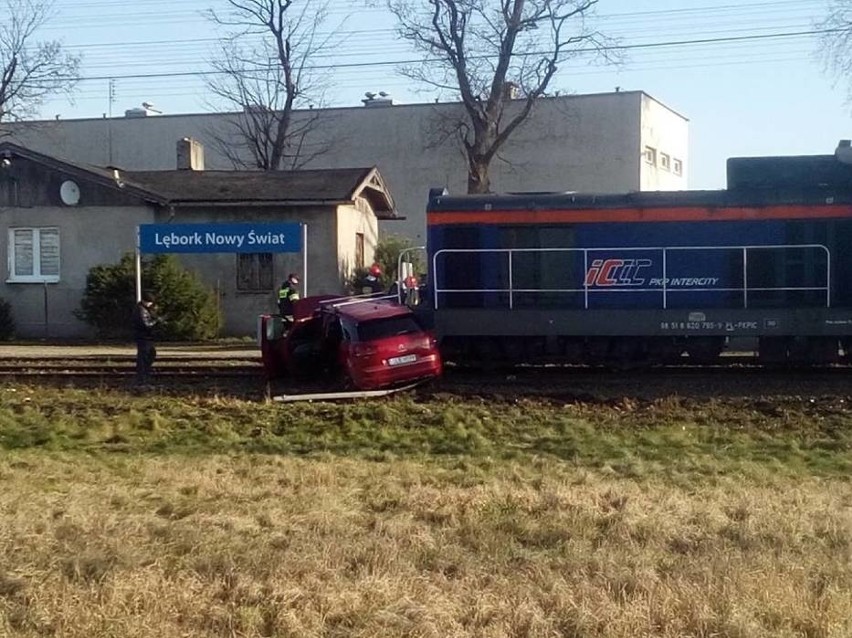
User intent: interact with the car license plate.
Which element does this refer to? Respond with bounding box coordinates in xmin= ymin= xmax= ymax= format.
xmin=388 ymin=354 xmax=417 ymax=366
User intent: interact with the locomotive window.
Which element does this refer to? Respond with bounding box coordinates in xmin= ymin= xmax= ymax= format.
xmin=747 ymin=245 xmax=828 ymax=308
xmin=833 ymin=221 xmax=852 ymax=307
xmin=434 ymin=226 xmax=511 ymax=308
xmin=500 ymin=226 xmax=579 ymax=308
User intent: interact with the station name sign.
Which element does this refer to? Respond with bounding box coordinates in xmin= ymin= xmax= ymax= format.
xmin=139 ymin=223 xmax=302 ymax=254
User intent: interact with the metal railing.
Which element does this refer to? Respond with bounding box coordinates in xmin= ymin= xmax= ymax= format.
xmin=317 ymin=292 xmax=399 ymax=310
xmin=432 ymin=244 xmax=831 ymax=310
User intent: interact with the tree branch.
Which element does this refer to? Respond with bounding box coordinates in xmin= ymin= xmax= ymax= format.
xmin=206 ymin=0 xmax=335 ymax=170
xmin=386 ymin=0 xmax=614 ymax=192
xmin=0 ymin=0 xmax=80 ymax=122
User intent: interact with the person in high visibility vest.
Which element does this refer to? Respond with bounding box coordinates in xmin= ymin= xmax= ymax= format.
xmin=277 ymin=273 xmax=300 ymax=327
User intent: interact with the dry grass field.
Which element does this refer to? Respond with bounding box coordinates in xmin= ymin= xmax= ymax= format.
xmin=0 ymin=384 xmax=850 ymax=637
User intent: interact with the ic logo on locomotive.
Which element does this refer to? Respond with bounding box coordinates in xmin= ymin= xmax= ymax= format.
xmin=585 ymin=258 xmax=653 ymax=287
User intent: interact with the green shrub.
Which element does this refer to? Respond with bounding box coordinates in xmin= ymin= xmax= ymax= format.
xmin=75 ymin=254 xmax=219 ymax=340
xmin=373 ymin=234 xmax=425 ymax=284
xmin=0 ymin=298 xmax=15 ymax=340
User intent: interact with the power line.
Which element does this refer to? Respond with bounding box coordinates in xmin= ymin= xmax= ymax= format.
xmin=66 ymin=49 xmax=812 ymax=105
xmin=69 ymin=27 xmax=840 ymax=84
xmin=41 ymin=1 xmax=826 ymax=64
xmin=33 ymin=0 xmax=825 ymax=35
xmin=19 ymin=0 xmax=837 ymax=117
xmin=29 ymin=0 xmax=826 ymax=75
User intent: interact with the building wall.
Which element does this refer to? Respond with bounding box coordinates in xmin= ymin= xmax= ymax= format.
xmin=165 ymin=204 xmax=350 ymax=336
xmin=3 ymin=91 xmax=689 ymax=243
xmin=336 ymin=199 xmax=379 ymax=281
xmin=1 ymin=205 xmax=154 ymax=338
xmin=639 ymin=93 xmax=690 ymax=191
xmin=1 ymin=200 xmax=376 ymax=339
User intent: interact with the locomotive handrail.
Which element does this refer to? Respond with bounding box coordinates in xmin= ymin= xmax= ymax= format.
xmin=431 ymin=244 xmax=831 ymax=310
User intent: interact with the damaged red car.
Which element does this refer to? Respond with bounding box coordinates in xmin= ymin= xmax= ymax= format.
xmin=260 ymin=296 xmax=442 ymax=390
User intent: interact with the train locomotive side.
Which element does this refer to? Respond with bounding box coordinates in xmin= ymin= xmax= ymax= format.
xmin=425 ymin=146 xmax=852 ymax=366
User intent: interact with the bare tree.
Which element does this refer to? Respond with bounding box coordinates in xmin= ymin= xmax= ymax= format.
xmin=207 ymin=0 xmax=334 ymax=170
xmin=0 ymin=0 xmax=80 ymax=123
xmin=384 ymin=0 xmax=615 ymax=193
xmin=819 ymin=1 xmax=852 ymax=103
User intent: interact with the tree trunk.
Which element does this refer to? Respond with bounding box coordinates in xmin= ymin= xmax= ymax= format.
xmin=467 ymin=156 xmax=491 ymax=194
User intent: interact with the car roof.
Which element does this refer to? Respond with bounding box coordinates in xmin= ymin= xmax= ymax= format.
xmin=323 ymin=299 xmax=413 ymax=323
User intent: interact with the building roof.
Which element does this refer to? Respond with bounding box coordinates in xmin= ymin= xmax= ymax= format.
xmin=0 ymin=141 xmax=398 ymax=218
xmin=0 ymin=140 xmax=169 ymax=204
xmin=1 ymin=89 xmax=685 ymax=124
xmin=123 ymin=167 xmax=396 ymax=217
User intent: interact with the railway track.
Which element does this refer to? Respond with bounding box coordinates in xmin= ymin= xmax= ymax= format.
xmin=1 ymin=353 xmax=850 ymax=402
xmin=0 ymin=353 xmax=269 ymax=397
xmin=0 ymin=360 xmax=260 ymax=374
xmin=0 ymin=356 xmax=261 ymax=376
xmin=427 ymin=364 xmax=852 ymax=405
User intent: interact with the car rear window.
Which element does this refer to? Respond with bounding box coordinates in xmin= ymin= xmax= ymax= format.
xmin=357 ymin=315 xmax=423 ymax=341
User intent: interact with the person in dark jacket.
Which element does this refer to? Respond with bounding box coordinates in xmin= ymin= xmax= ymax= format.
xmin=361 ymin=263 xmax=384 ymax=294
xmin=133 ymin=292 xmax=159 ymax=384
xmin=277 ymin=273 xmax=300 ymax=327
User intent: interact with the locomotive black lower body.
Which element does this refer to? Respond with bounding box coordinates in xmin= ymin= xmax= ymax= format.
xmin=434 ymin=307 xmax=852 ymax=365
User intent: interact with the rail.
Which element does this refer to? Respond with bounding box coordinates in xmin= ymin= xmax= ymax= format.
xmin=431 ymin=244 xmax=831 ymax=310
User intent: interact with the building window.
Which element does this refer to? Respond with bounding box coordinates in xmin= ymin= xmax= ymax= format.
xmin=7 ymin=228 xmax=60 ymax=283
xmin=673 ymin=158 xmax=683 ymax=176
xmin=236 ymin=253 xmax=273 ymax=291
xmin=660 ymin=153 xmax=671 ymax=171
xmin=644 ymin=146 xmax=657 ymax=165
xmin=355 ymin=232 xmax=365 ymax=270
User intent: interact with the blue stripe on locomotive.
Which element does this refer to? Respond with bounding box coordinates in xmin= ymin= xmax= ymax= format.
xmin=429 ymin=218 xmax=835 ymax=310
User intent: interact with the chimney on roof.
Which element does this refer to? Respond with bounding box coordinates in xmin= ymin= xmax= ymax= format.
xmin=177 ymin=137 xmax=205 ymax=171
xmin=362 ymin=91 xmax=394 ymax=107
xmin=836 ymin=139 xmax=852 ymax=165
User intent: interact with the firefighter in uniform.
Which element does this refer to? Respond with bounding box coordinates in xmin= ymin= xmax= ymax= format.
xmin=277 ymin=273 xmax=300 ymax=328
xmin=362 ymin=263 xmax=384 ymax=295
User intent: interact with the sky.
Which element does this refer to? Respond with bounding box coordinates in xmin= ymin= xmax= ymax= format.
xmin=11 ymin=0 xmax=852 ymax=190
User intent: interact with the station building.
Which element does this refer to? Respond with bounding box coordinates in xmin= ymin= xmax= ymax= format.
xmin=0 ymin=140 xmax=397 ymax=338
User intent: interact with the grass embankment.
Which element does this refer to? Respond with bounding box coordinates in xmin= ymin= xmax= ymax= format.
xmin=0 ymin=385 xmax=850 ymax=637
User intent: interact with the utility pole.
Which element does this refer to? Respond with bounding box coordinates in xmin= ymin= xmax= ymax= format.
xmin=108 ymin=79 xmax=116 ymax=164
xmin=109 ymin=79 xmax=116 ymax=117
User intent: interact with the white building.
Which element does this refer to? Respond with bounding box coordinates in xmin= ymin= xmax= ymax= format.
xmin=3 ymin=90 xmax=688 ymax=242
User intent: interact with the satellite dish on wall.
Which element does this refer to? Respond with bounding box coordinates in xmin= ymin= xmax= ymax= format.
xmin=60 ymin=180 xmax=80 ymax=206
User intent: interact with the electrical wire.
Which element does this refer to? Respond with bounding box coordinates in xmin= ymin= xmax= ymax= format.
xmin=3 ymin=0 xmax=835 ymax=115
